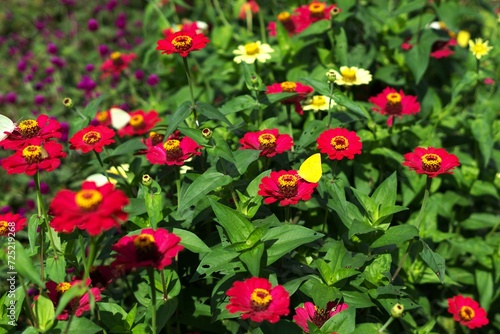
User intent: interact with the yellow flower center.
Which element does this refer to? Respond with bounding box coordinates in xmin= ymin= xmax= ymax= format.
xmin=163 ymin=139 xmax=183 ymax=160
xmin=22 ymin=145 xmax=45 ymax=163
xmin=133 ymin=233 xmax=156 ymax=249
xmin=149 ymin=131 xmax=164 ymax=146
xmin=82 ymin=131 xmax=102 ymax=145
xmin=130 ymin=114 xmax=144 ymax=129
xmin=0 ymin=221 xmax=8 ymax=236
xmin=258 ymin=133 xmax=277 ymax=149
xmin=421 ymin=153 xmax=442 ymax=172
xmin=110 ymin=52 xmax=121 ymax=60
xmin=96 ymin=111 xmax=108 ymax=122
xmin=280 ymin=81 xmax=297 ymax=92
xmin=245 ymin=42 xmax=260 ymax=56
xmin=172 ymin=35 xmax=193 ymax=51
xmin=18 ymin=119 xmax=40 ymax=138
xmin=56 ymin=282 xmax=71 ymax=294
xmin=309 ymin=2 xmax=325 ymax=16
xmin=75 ymin=189 xmax=103 ymax=211
xmin=386 ymin=93 xmax=401 ymax=103
xmin=331 ymin=136 xmax=349 ymax=150
xmin=278 ymin=174 xmax=298 ymax=198
xmin=311 ymin=96 xmax=326 ymax=107
xmin=278 ymin=11 xmax=291 ymax=22
xmin=340 ymin=68 xmax=357 ymax=82
xmin=250 ymin=288 xmax=272 ymax=311
xmin=459 ymin=306 xmax=475 ymax=322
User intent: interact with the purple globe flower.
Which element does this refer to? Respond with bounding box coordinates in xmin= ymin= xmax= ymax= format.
xmin=34 ymin=82 xmax=44 ymax=91
xmin=34 ymin=95 xmax=45 ymax=105
xmin=85 ymin=64 xmax=95 ymax=72
xmin=47 ymin=42 xmax=58 ymax=54
xmin=146 ymin=74 xmax=159 ymax=86
xmin=17 ymin=60 xmax=27 ymax=72
xmin=6 ymin=92 xmax=17 ymax=104
xmin=134 ymin=70 xmax=144 ymax=81
xmin=106 ymin=0 xmax=118 ymax=11
xmin=88 ymin=18 xmax=99 ymax=31
xmin=98 ymin=44 xmax=109 ymax=57
xmin=115 ymin=13 xmax=127 ymax=29
xmin=50 ymin=56 xmax=66 ymax=68
xmin=45 ymin=67 xmax=55 ymax=75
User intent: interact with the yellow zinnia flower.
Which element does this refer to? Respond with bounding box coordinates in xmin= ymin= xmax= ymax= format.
xmin=331 ymin=66 xmax=372 ymax=86
xmin=303 ymin=95 xmax=336 ymax=112
xmin=468 ymin=38 xmax=493 ymax=60
xmin=233 ymin=41 xmax=274 ymax=64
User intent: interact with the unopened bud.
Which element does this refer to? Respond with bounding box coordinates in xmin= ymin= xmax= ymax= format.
xmin=326 ymin=69 xmax=337 ymax=83
xmin=142 ymin=174 xmax=153 ymax=187
xmin=391 ymin=303 xmax=404 ymax=318
xmin=63 ymin=97 xmax=74 ymax=108
xmin=330 ymin=6 xmax=342 ymax=17
xmin=202 ymin=128 xmax=213 ymax=139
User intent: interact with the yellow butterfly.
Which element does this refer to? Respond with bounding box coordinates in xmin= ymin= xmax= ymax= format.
xmin=298 ymin=153 xmax=322 ymax=183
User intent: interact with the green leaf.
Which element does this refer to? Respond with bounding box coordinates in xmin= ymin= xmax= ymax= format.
xmin=404 ymin=29 xmax=445 ymax=83
xmin=233 ymin=149 xmax=261 ymax=175
xmin=475 ymin=269 xmax=493 ymax=310
xmin=333 ymin=27 xmax=348 ymax=66
xmin=46 ymin=256 xmax=67 ymax=283
xmin=321 ymin=306 xmax=356 ymax=333
xmin=173 ymin=228 xmax=211 ymax=253
xmin=55 ymin=282 xmax=88 ymax=318
xmin=332 ymin=90 xmax=370 ymax=119
xmin=107 ymin=138 xmax=146 ymax=158
xmin=178 ymin=170 xmax=232 ymax=213
xmin=125 ymin=304 xmax=138 ymax=328
xmin=351 ymin=188 xmax=377 ymax=222
xmin=33 ymin=295 xmax=54 ymax=332
xmin=299 ymin=78 xmax=330 ymax=96
xmin=194 ymin=246 xmax=240 ymax=278
xmin=470 ymin=180 xmax=499 ymax=199
xmin=143 ymin=187 xmax=164 ymax=229
xmin=258 ymin=92 xmax=297 ymax=106
xmin=296 ymin=120 xmax=327 ymax=151
xmin=262 ymin=225 xmax=323 ymax=265
xmin=471 ymin=117 xmax=494 ymax=168
xmin=165 ymin=101 xmax=192 ymax=139
xmin=27 ymin=214 xmax=40 ymax=253
xmin=81 ymin=94 xmax=106 ymax=118
xmin=246 ymin=170 xmax=271 ymax=197
xmin=196 ymin=101 xmax=231 ymax=125
xmin=461 ymin=213 xmax=499 ymax=230
xmin=419 ymin=240 xmax=446 ymax=283
xmin=209 ymin=200 xmax=255 ymax=243
xmin=14 ymin=241 xmax=43 ymax=287
xmin=239 ymin=243 xmax=265 ymax=277
xmin=52 ymin=316 xmax=103 ymax=334
xmin=219 ymin=95 xmax=256 ymax=115
xmin=371 ymin=225 xmax=419 ymax=248
xmin=298 ymin=20 xmax=331 ymax=38
xmin=372 ymin=172 xmax=397 ymax=209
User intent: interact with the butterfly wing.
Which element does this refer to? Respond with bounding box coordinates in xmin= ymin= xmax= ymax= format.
xmin=110 ymin=108 xmax=131 ymax=130
xmin=298 ymin=153 xmax=322 ymax=183
xmin=0 ymin=114 xmax=16 ymax=141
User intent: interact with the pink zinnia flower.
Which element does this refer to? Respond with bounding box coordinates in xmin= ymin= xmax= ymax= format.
xmin=316 ymin=128 xmax=362 ymax=160
xmin=226 ymin=277 xmax=290 ymax=323
xmin=117 ymin=110 xmax=161 ymax=137
xmin=368 ymin=87 xmax=420 ymax=126
xmin=239 ymin=129 xmax=293 ymax=158
xmin=258 ymin=170 xmax=317 ymax=206
xmin=447 ymin=295 xmax=489 ymax=329
xmin=403 ymin=147 xmax=460 ymax=178
xmin=0 ymin=212 xmax=27 ymax=236
xmin=430 ymin=39 xmax=456 ymax=58
xmin=293 ymin=301 xmax=349 ymax=333
xmin=146 ymin=135 xmax=202 ymax=166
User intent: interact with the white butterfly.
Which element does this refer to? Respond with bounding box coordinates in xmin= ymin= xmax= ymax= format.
xmin=0 ymin=114 xmax=16 ymax=141
xmin=110 ymin=107 xmax=131 ymax=130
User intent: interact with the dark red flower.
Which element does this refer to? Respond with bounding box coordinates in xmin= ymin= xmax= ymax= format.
xmin=430 ymin=39 xmax=456 ymax=59
xmin=293 ymin=301 xmax=349 ymax=333
xmin=402 ymin=147 xmax=460 ymax=178
xmin=1 ymin=139 xmax=66 ymax=176
xmin=368 ymin=87 xmax=420 ymax=126
xmin=49 ymin=181 xmax=129 ymax=236
xmin=100 ymin=51 xmax=136 ymax=77
xmin=156 ymin=30 xmax=209 ymax=57
xmin=316 ymin=128 xmax=362 ymax=160
xmin=111 ymin=228 xmax=183 ymax=270
xmin=146 ymin=135 xmax=202 ymax=166
xmin=447 ymin=295 xmax=489 ymax=329
xmin=226 ymin=277 xmax=290 ymax=323
xmin=45 ymin=279 xmax=101 ymax=321
xmin=117 ymin=110 xmax=161 ymax=137
xmin=266 ymin=81 xmax=314 ymax=115
xmin=239 ymin=129 xmax=293 ymax=158
xmin=0 ymin=114 xmax=62 ymax=150
xmin=258 ymin=170 xmax=317 ymax=206
xmin=69 ymin=125 xmax=116 ymax=153
xmin=89 ymin=265 xmax=124 ymax=290
xmin=0 ymin=212 xmax=27 ymax=236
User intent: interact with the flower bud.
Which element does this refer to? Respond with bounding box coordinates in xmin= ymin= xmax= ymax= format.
xmin=202 ymin=128 xmax=213 ymax=139
xmin=326 ymin=69 xmax=337 ymax=83
xmin=391 ymin=303 xmax=404 ymax=318
xmin=142 ymin=174 xmax=153 ymax=187
xmin=63 ymin=97 xmax=74 ymax=108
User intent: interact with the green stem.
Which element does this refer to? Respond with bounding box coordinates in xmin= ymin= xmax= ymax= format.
xmin=148 ymin=268 xmax=158 ymax=334
xmin=327 ymin=83 xmax=334 ymax=127
xmin=390 ymin=177 xmax=431 ymax=283
xmin=160 ymin=270 xmax=169 ymax=300
xmin=284 ymin=206 xmax=291 ymax=224
xmin=182 ymin=57 xmax=198 ymax=128
xmin=257 ymin=8 xmax=267 ymax=43
xmin=212 ymin=0 xmax=232 ymax=28
xmin=94 ymin=151 xmax=104 ymax=168
xmin=175 ymin=167 xmax=181 ymax=209
xmin=377 ymin=316 xmax=395 ymax=333
xmin=83 ymin=237 xmax=98 ymax=281
xmin=18 ymin=275 xmax=38 ymax=329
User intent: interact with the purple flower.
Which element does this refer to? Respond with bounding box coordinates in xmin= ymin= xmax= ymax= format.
xmin=50 ymin=56 xmax=66 ymax=68
xmin=77 ymin=75 xmax=97 ymax=92
xmin=146 ymin=74 xmax=159 ymax=86
xmin=45 ymin=67 xmax=55 ymax=76
xmin=34 ymin=95 xmax=45 ymax=105
xmin=34 ymin=82 xmax=44 ymax=91
xmin=44 ymin=77 xmax=54 ymax=84
xmin=115 ymin=13 xmax=127 ymax=29
xmin=6 ymin=92 xmax=17 ymax=104
xmin=85 ymin=64 xmax=95 ymax=72
xmin=24 ymin=74 xmax=34 ymax=82
xmin=134 ymin=70 xmax=144 ymax=81
xmin=60 ymin=122 xmax=69 ymax=142
xmin=17 ymin=60 xmax=27 ymax=72
xmin=47 ymin=43 xmax=58 ymax=54
xmin=0 ymin=206 xmax=12 ymax=214
xmin=98 ymin=44 xmax=109 ymax=57
xmin=88 ymin=19 xmax=99 ymax=31
xmin=106 ymin=0 xmax=118 ymax=11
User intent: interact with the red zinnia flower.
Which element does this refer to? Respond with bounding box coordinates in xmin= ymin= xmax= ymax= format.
xmin=295 ymin=1 xmax=341 ymax=24
xmin=100 ymin=51 xmax=136 ymax=78
xmin=368 ymin=87 xmax=421 ymax=126
xmin=316 ymin=128 xmax=362 ymax=160
xmin=239 ymin=0 xmax=259 ymax=19
xmin=293 ymin=301 xmax=349 ymax=333
xmin=117 ymin=110 xmax=161 ymax=137
xmin=226 ymin=277 xmax=290 ymax=323
xmin=69 ymin=125 xmax=116 ymax=153
xmin=239 ymin=129 xmax=293 ymax=158
xmin=430 ymin=39 xmax=456 ymax=58
xmin=111 ymin=228 xmax=183 ymax=270
xmin=267 ymin=12 xmax=303 ymax=37
xmin=45 ymin=279 xmax=102 ymax=321
xmin=156 ymin=30 xmax=210 ymax=57
xmin=447 ymin=295 xmax=489 ymax=329
xmin=49 ymin=181 xmax=129 ymax=236
xmin=258 ymin=170 xmax=317 ymax=206
xmin=266 ymin=81 xmax=314 ymax=115
xmin=402 ymin=147 xmax=460 ymax=178
xmin=146 ymin=135 xmax=202 ymax=166
xmin=0 ymin=114 xmax=62 ymax=150
xmin=1 ymin=139 xmax=66 ymax=176
xmin=94 ymin=110 xmax=112 ymax=127
xmin=0 ymin=212 xmax=27 ymax=236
